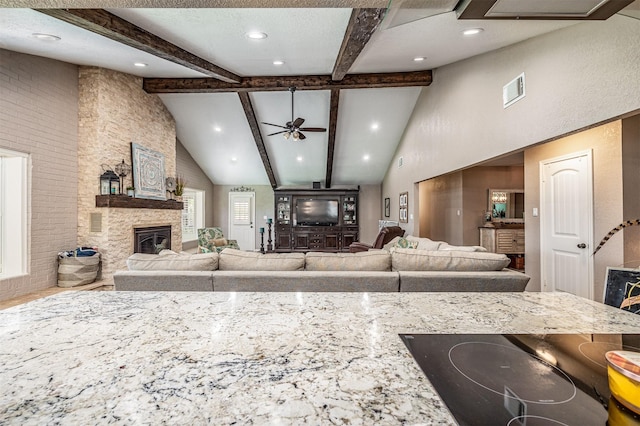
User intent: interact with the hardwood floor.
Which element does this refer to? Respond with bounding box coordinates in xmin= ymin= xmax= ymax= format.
xmin=0 ymin=279 xmax=113 ymax=310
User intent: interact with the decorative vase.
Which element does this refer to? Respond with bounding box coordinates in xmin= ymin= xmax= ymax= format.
xmin=175 ymin=195 xmax=183 ymax=202
xmin=127 ymin=189 xmax=134 ymax=197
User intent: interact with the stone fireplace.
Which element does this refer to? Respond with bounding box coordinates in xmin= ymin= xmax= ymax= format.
xmin=76 ymin=67 xmax=182 ymax=277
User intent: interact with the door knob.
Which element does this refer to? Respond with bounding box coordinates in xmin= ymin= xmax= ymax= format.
xmin=577 ymin=243 xmax=586 ymax=249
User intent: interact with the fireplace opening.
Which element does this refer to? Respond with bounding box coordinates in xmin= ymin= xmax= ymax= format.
xmin=134 ymin=226 xmax=171 ymax=254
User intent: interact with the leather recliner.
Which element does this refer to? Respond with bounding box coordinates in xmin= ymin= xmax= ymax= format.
xmin=348 ymin=226 xmax=405 ymax=253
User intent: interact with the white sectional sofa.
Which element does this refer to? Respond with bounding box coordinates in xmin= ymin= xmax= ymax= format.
xmin=113 ymin=243 xmax=530 ymax=292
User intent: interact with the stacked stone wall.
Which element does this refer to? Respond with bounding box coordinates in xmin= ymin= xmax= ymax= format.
xmin=78 ymin=67 xmax=181 ymax=276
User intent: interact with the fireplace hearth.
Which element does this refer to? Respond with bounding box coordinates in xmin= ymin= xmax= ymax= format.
xmin=134 ymin=226 xmax=171 ymax=254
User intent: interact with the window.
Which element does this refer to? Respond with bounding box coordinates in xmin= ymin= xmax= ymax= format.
xmin=182 ymin=188 xmax=204 ymax=242
xmin=0 ymin=148 xmax=29 ymax=278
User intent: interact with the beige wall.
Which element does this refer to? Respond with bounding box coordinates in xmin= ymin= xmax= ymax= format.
xmin=383 ymin=15 xmax=640 ymax=237
xmin=524 ymin=121 xmax=624 ymax=298
xmin=77 ymin=67 xmax=180 ymax=276
xmin=176 ymin=138 xmax=215 ymax=250
xmin=461 ymin=166 xmax=524 ymax=245
xmin=622 ymin=115 xmax=640 ymax=264
xmin=0 ymin=49 xmax=79 ymax=302
xmin=357 ymin=184 xmax=381 ymax=244
xmin=416 ymin=166 xmax=523 ymax=245
xmin=418 ymin=172 xmax=463 ymax=243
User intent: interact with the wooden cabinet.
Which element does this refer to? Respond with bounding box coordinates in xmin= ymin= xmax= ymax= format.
xmin=274 ymin=189 xmax=359 ymax=252
xmin=341 ymin=227 xmax=359 ymax=248
xmin=480 ymin=225 xmax=525 ymax=254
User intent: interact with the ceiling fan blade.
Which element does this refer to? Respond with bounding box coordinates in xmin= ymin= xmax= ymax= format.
xmin=267 ymin=130 xmax=287 ymax=136
xmin=299 ymin=127 xmax=327 ymax=132
xmin=297 ymin=132 xmax=306 ymax=140
xmin=292 ymin=117 xmax=305 ymax=128
xmin=262 ymin=122 xmax=288 ymax=129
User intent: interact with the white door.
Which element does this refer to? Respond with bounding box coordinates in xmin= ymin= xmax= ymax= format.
xmin=540 ymin=151 xmax=593 ymax=299
xmin=228 ymin=192 xmax=255 ymax=251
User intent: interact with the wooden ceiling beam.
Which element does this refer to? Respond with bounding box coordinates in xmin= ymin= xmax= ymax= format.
xmin=331 ymin=8 xmax=386 ymax=81
xmin=237 ymin=92 xmax=278 ymax=189
xmin=143 ymin=70 xmax=432 ymax=93
xmin=324 ymin=89 xmax=340 ymax=189
xmin=35 ymin=8 xmax=241 ymax=83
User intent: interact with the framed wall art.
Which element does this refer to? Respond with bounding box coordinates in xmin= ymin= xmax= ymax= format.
xmin=131 ymin=143 xmax=166 ymax=200
xmin=604 ymin=267 xmax=640 ymax=314
xmin=399 ymin=192 xmax=408 ymax=223
xmin=384 ymin=198 xmax=390 ymax=218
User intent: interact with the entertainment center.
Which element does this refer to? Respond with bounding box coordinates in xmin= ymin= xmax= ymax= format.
xmin=274 ymin=188 xmax=359 ymax=252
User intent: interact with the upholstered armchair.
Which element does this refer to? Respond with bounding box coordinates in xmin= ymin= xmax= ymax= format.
xmin=197 ymin=227 xmax=240 ymax=253
xmin=349 ymin=226 xmax=405 ymax=253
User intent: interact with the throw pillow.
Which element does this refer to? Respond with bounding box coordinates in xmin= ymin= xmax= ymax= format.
xmin=395 ymin=237 xmax=419 ymax=249
xmin=211 ymin=238 xmax=228 ymax=247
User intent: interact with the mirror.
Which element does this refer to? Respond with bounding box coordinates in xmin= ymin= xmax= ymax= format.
xmin=488 ymin=189 xmax=524 ymax=221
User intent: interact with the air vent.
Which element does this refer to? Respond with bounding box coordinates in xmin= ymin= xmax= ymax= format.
xmin=457 ymin=0 xmax=634 ymax=20
xmin=503 ymin=73 xmax=525 ymax=108
xmin=398 ymin=156 xmax=404 ymax=168
xmin=90 ymin=213 xmax=102 ymax=232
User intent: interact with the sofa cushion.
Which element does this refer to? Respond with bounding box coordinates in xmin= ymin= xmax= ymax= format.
xmin=305 ymin=250 xmax=391 ymax=271
xmin=219 ymin=248 xmax=305 ymax=271
xmin=213 ymin=270 xmax=399 ymax=292
xmin=127 ymin=251 xmax=218 ymax=271
xmin=438 ymin=243 xmax=487 ymax=252
xmin=391 ymin=248 xmax=510 ymax=271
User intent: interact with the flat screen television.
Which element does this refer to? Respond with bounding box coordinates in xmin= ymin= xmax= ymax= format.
xmin=296 ymin=199 xmax=339 ymax=226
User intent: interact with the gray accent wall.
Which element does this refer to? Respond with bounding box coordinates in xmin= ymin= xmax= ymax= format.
xmin=0 ymin=49 xmax=79 ymax=301
xmin=176 ymin=139 xmax=215 ymax=251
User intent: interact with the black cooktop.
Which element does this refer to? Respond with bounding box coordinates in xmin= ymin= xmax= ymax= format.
xmin=400 ymin=334 xmax=640 ymax=426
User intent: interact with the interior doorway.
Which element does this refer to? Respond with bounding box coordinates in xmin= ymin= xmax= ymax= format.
xmin=540 ymin=150 xmax=594 ymax=299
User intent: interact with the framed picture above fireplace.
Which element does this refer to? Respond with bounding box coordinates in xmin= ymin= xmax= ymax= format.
xmin=131 ymin=143 xmax=166 ymax=200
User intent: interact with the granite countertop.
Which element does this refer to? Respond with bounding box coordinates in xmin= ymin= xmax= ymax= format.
xmin=1 ymin=291 xmax=639 ymax=425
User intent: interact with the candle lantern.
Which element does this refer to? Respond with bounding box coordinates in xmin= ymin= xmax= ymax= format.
xmin=114 ymin=159 xmax=132 ymax=195
xmin=100 ymin=169 xmax=120 ymax=195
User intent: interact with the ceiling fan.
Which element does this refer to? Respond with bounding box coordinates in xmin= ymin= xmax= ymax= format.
xmin=262 ymin=87 xmax=327 ymax=141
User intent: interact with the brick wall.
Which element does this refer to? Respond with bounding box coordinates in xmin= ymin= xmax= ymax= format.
xmin=0 ymin=49 xmax=79 ymax=301
xmin=77 ymin=67 xmax=181 ymax=276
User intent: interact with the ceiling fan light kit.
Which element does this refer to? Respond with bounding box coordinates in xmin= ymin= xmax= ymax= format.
xmin=262 ymin=86 xmax=327 ymax=142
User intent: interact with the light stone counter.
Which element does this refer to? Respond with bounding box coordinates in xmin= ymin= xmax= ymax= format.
xmin=1 ymin=291 xmax=639 ymax=425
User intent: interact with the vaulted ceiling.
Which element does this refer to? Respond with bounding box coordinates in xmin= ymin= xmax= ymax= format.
xmin=2 ymin=1 xmax=638 ymax=187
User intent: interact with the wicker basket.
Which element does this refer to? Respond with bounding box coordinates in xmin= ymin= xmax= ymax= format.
xmin=57 ymin=254 xmax=101 ymax=288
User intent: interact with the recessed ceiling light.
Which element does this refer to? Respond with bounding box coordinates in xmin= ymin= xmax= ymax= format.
xmin=246 ymin=31 xmax=268 ymax=40
xmin=231 ymin=157 xmax=238 ymax=162
xmin=371 ymin=123 xmax=379 ymax=131
xmin=363 ymin=154 xmax=370 ymax=161
xmin=413 ymin=57 xmax=426 ymax=62
xmin=463 ymin=28 xmax=484 ymax=36
xmin=32 ymin=33 xmax=60 ymax=41
xmin=296 ymin=156 xmax=303 ymax=162
xmin=134 ymin=62 xmax=148 ymax=67
xmin=214 ymin=126 xmax=222 ymax=132
xmin=273 ymin=60 xmax=285 ymax=66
